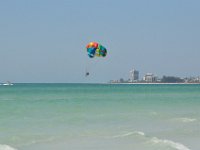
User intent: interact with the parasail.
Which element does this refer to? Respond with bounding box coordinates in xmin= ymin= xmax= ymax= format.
xmin=86 ymin=42 xmax=107 ymax=58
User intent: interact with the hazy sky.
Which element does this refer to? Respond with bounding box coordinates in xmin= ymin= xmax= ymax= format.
xmin=0 ymin=0 xmax=200 ymax=83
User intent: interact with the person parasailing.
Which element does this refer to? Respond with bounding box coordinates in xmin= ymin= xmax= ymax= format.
xmin=85 ymin=42 xmax=107 ymax=77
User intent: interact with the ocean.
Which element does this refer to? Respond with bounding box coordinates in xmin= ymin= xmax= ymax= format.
xmin=0 ymin=83 xmax=200 ymax=150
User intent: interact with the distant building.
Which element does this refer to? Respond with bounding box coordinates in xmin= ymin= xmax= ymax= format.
xmin=143 ymin=73 xmax=157 ymax=82
xmin=130 ymin=69 xmax=139 ymax=82
xmin=185 ymin=76 xmax=200 ymax=83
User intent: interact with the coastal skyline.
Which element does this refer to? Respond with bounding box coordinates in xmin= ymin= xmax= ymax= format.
xmin=110 ymin=67 xmax=200 ymax=83
xmin=0 ymin=0 xmax=200 ymax=83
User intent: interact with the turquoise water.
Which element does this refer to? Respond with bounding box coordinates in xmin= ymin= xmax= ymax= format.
xmin=0 ymin=83 xmax=200 ymax=150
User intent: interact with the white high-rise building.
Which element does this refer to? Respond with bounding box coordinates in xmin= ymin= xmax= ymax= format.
xmin=130 ymin=69 xmax=139 ymax=82
xmin=143 ymin=73 xmax=157 ymax=82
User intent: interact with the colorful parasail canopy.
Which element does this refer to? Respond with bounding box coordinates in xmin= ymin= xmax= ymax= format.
xmin=86 ymin=42 xmax=107 ymax=58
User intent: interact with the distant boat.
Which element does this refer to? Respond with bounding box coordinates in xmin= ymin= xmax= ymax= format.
xmin=2 ymin=81 xmax=13 ymax=86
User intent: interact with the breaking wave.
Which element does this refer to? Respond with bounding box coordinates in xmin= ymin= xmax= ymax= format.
xmin=110 ymin=131 xmax=145 ymax=138
xmin=0 ymin=144 xmax=17 ymax=150
xmin=176 ymin=117 xmax=197 ymax=123
xmin=150 ymin=137 xmax=191 ymax=150
xmin=108 ymin=130 xmax=192 ymax=150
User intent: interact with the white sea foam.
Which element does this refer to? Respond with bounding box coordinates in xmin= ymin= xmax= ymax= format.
xmin=110 ymin=131 xmax=145 ymax=138
xmin=176 ymin=117 xmax=197 ymax=123
xmin=150 ymin=137 xmax=191 ymax=150
xmin=136 ymin=131 xmax=145 ymax=136
xmin=109 ymin=131 xmax=191 ymax=150
xmin=0 ymin=144 xmax=17 ymax=150
xmin=180 ymin=118 xmax=197 ymax=123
